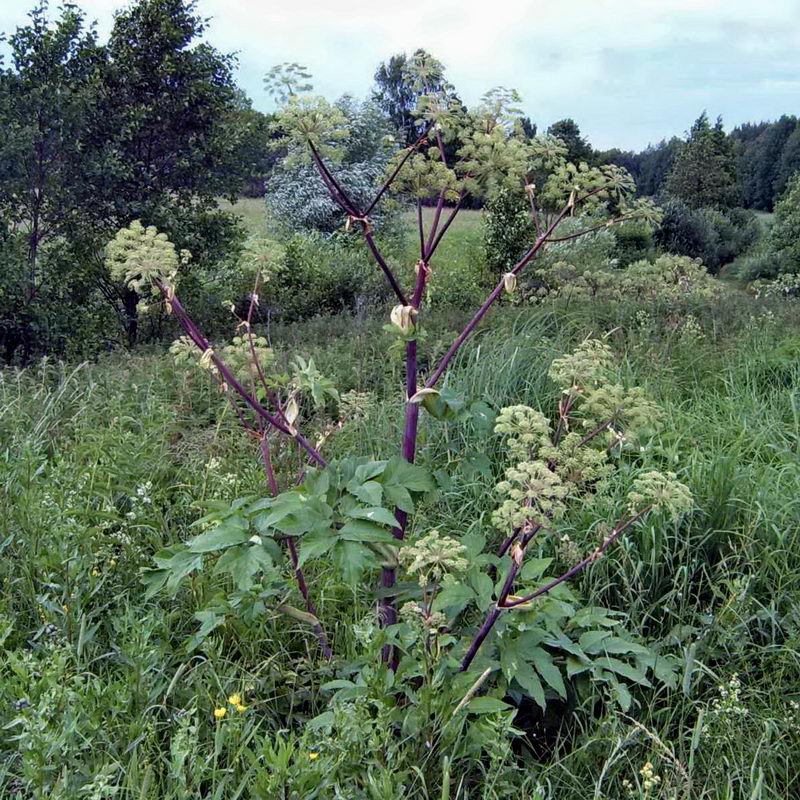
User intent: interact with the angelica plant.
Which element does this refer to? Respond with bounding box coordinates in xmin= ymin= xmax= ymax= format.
xmin=457 ymin=338 xmax=691 ymax=672
xmin=124 ymin=52 xmax=681 ymax=679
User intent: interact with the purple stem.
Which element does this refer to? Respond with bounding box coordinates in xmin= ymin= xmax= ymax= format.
xmin=426 ymin=193 xmax=466 ymax=261
xmin=424 ymin=191 xmax=446 ymax=257
xmin=379 ymin=260 xmax=429 ymax=666
xmin=417 ymin=200 xmax=425 ymax=260
xmin=363 ymin=231 xmax=408 ymax=305
xmin=459 ymin=508 xmax=651 ymax=671
xmin=308 ymin=139 xmax=360 ymax=216
xmin=365 ymin=126 xmax=431 ymax=217
xmin=425 ymin=205 xmax=571 ymax=390
xmin=164 ymin=288 xmax=328 ymax=469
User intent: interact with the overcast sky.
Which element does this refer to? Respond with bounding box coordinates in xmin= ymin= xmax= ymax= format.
xmin=2 ymin=0 xmax=799 ymax=150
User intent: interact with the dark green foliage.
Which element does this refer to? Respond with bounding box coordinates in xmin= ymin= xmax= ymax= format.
xmin=732 ymin=115 xmax=800 ymax=211
xmin=0 ymin=0 xmax=256 ymax=360
xmin=266 ymin=233 xmax=387 ymax=321
xmin=483 ymin=187 xmax=534 ymax=275
xmin=547 ymin=118 xmax=593 ymax=165
xmin=372 ymin=52 xmax=418 ymax=145
xmin=665 ymin=112 xmax=738 ymax=209
xmin=613 ymin=221 xmax=655 ymax=267
xmin=655 ymin=198 xmax=759 ymax=274
xmin=0 ymin=3 xmax=105 ymax=360
xmin=769 ymin=171 xmax=800 ymax=273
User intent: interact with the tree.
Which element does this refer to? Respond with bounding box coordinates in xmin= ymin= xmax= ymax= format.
xmin=373 ymin=53 xmax=417 ymax=145
xmin=770 ymin=170 xmax=800 ymax=273
xmin=734 ymin=115 xmax=797 ymax=210
xmin=665 ymin=112 xmax=738 ymax=208
xmin=0 ymin=2 xmax=101 ymax=299
xmin=773 ymin=122 xmax=800 ymax=202
xmin=0 ymin=3 xmax=105 ymax=360
xmin=80 ymin=0 xmax=247 ymax=344
xmin=547 ymin=118 xmax=592 ymax=164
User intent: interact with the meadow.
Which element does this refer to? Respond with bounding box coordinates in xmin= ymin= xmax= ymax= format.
xmin=3 ymin=8 xmax=800 ymax=796
xmin=2 ymin=254 xmax=800 ymax=797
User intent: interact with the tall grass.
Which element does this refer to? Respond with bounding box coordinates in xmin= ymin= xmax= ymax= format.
xmin=1 ymin=299 xmax=799 ymax=798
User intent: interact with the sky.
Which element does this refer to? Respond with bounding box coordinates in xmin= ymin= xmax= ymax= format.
xmin=2 ymin=0 xmax=799 ymax=150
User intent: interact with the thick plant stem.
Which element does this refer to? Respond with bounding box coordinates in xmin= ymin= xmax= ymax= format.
xmin=425 ymin=206 xmax=571 ymax=390
xmin=459 ymin=508 xmax=651 ymax=672
xmin=363 ymin=230 xmax=408 ymax=305
xmin=163 ymin=287 xmax=327 ymax=468
xmin=380 ymin=264 xmax=428 ymax=666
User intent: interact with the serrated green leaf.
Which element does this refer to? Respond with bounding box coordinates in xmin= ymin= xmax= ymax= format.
xmin=578 ymin=630 xmax=612 ymax=653
xmin=297 ymin=528 xmax=337 ymax=566
xmin=214 ymin=544 xmax=273 ymax=591
xmin=520 ymin=557 xmax=553 ymax=582
xmin=530 ymin=647 xmax=567 ymax=699
xmin=347 ymin=479 xmax=383 ymax=506
xmin=338 ymin=519 xmax=398 ymax=543
xmin=468 ymin=569 xmax=495 ymax=610
xmin=466 ymin=696 xmax=512 ymax=714
xmin=141 ymin=568 xmax=169 ymax=599
xmin=346 ymin=506 xmax=400 ymax=528
xmin=609 ymin=677 xmax=632 ymax=710
xmin=595 ymin=657 xmax=651 ymax=686
xmin=516 ymin=660 xmax=546 ymax=709
xmin=186 ymin=519 xmax=250 ymax=553
xmin=334 ymin=541 xmax=369 ymax=585
xmin=382 ymin=456 xmax=435 ymax=493
xmin=432 ymin=582 xmax=476 ymax=615
xmin=383 ymin=484 xmax=414 ymax=513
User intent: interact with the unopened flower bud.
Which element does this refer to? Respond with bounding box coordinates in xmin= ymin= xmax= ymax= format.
xmin=503 ymin=273 xmax=517 ymax=295
xmin=285 ymin=396 xmax=300 ymax=432
xmin=390 ymin=304 xmax=416 ymax=336
xmin=199 ymin=348 xmax=214 ymax=370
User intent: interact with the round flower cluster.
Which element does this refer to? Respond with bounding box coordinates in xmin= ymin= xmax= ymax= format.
xmin=399 ymin=530 xmax=468 ymax=587
xmin=494 ymin=405 xmax=551 ymax=460
xmin=492 ymin=460 xmax=569 ymax=531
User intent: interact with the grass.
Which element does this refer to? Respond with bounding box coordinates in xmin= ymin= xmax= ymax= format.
xmin=2 ymin=286 xmax=800 ymax=796
xmin=218 ymin=196 xmax=272 ymax=237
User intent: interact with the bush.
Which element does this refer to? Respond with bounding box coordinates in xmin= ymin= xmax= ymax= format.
xmin=613 ymin=221 xmax=655 ymax=267
xmin=530 ymin=252 xmax=722 ymax=311
xmin=267 ymin=161 xmax=393 ymax=235
xmin=655 ymin=199 xmax=759 ymax=274
xmin=770 ymin=171 xmax=800 ymax=272
xmin=536 ymin=217 xmax=618 ymax=273
xmin=0 ymin=232 xmax=119 ymax=362
xmin=262 ymin=231 xmax=388 ymax=321
xmin=483 ymin=187 xmax=534 ymax=275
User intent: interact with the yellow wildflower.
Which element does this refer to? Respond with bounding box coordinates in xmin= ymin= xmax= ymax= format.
xmin=227 ymin=693 xmax=242 ymax=707
xmin=235 ymin=703 xmax=247 ymax=713
xmin=213 ymin=707 xmax=226 ymax=720
xmin=309 ymin=752 xmax=319 ymax=761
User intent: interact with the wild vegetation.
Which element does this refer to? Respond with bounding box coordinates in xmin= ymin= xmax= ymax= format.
xmin=2 ymin=2 xmax=800 ymax=799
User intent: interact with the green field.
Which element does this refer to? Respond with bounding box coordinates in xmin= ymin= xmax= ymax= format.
xmin=3 ymin=291 xmax=800 ymax=797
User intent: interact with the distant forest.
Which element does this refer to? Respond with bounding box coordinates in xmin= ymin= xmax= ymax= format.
xmin=597 ymin=114 xmax=800 ymax=211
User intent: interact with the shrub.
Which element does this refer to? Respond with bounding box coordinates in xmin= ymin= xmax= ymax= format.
xmin=264 ymin=231 xmax=388 ymax=321
xmin=483 ymin=186 xmax=534 ymax=275
xmin=613 ymin=220 xmax=655 ymax=267
xmin=267 ymin=161 xmax=393 ymax=235
xmin=655 ymin=199 xmax=759 ymax=274
xmin=530 ymin=253 xmax=722 ymax=311
xmin=770 ymin=171 xmax=800 ymax=273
